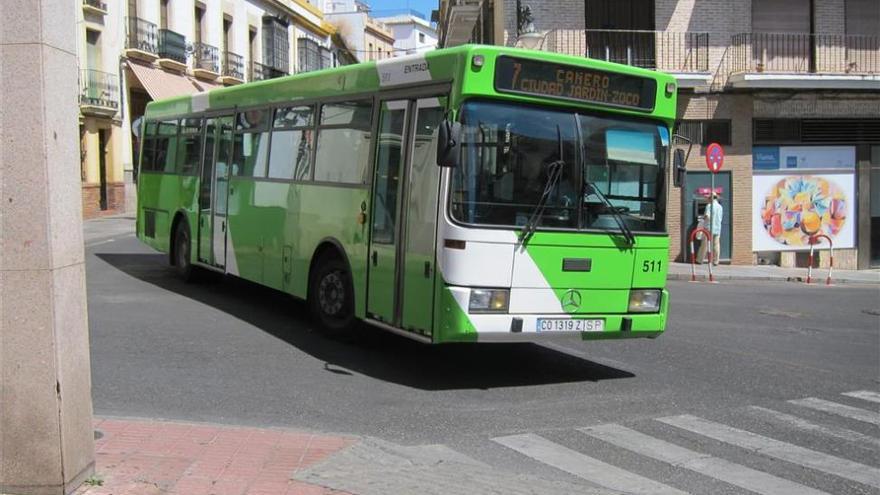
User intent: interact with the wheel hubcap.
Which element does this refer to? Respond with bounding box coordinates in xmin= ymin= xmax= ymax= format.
xmin=318 ymin=271 xmax=345 ymax=317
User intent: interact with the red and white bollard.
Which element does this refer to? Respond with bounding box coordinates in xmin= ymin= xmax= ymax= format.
xmin=807 ymin=234 xmax=834 ymax=286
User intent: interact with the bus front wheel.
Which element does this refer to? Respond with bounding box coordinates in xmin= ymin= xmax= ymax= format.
xmin=309 ymin=255 xmax=355 ymax=335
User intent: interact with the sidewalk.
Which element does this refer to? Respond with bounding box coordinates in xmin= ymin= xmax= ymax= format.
xmin=76 ymin=417 xmax=354 ymax=495
xmin=668 ymin=261 xmax=880 ymax=285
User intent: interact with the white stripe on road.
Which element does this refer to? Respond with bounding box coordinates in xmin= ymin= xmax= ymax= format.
xmin=748 ymin=406 xmax=880 ymax=449
xmin=842 ymin=390 xmax=880 ymax=405
xmin=580 ymin=424 xmax=829 ymax=495
xmin=658 ymin=414 xmax=880 ymax=489
xmin=492 ymin=433 xmax=687 ymax=495
xmin=789 ymin=397 xmax=880 ymax=425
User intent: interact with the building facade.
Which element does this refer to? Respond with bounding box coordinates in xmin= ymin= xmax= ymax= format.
xmin=375 ymin=11 xmax=438 ymax=56
xmin=439 ymin=0 xmax=880 ymax=269
xmin=325 ymin=0 xmax=395 ymax=61
xmin=76 ymin=0 xmax=342 ymax=218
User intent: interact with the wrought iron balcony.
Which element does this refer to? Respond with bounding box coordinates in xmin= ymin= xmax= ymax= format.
xmin=250 ymin=61 xmax=286 ymax=81
xmin=79 ymin=69 xmax=118 ymax=110
xmin=730 ymin=32 xmax=880 ymax=74
xmin=125 ymin=17 xmax=157 ymax=54
xmin=157 ymin=29 xmax=186 ymax=64
xmin=83 ymin=0 xmax=107 ymax=13
xmin=583 ymin=29 xmax=709 ymax=72
xmin=223 ymin=51 xmax=244 ymax=80
xmin=192 ymin=41 xmax=219 ymax=73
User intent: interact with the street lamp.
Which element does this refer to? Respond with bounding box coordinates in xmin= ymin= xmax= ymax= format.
xmin=515 ymin=1 xmax=546 ymax=50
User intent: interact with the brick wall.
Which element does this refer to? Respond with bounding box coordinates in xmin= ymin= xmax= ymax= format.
xmin=668 ymin=93 xmax=754 ymax=265
xmin=753 ymin=92 xmax=880 ymax=118
xmin=502 ymin=0 xmax=584 ymax=46
xmin=82 ymin=182 xmax=125 ymax=219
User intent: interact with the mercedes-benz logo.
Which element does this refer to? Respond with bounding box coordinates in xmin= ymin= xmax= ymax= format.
xmin=562 ymin=289 xmax=582 ymax=311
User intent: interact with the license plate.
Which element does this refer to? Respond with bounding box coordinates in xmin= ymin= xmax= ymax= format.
xmin=536 ymin=319 xmax=604 ymax=332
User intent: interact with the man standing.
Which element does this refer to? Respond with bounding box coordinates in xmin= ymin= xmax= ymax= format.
xmin=709 ymin=192 xmax=723 ymax=265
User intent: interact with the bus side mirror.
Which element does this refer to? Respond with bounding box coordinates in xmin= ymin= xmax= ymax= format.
xmin=673 ymin=148 xmax=686 ymax=188
xmin=437 ymin=120 xmax=461 ymax=168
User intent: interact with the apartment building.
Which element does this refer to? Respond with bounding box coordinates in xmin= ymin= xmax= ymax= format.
xmin=325 ymin=0 xmax=395 ymax=61
xmin=75 ymin=0 xmax=342 ymax=218
xmin=439 ymin=0 xmax=880 ymax=269
xmin=375 ymin=10 xmax=438 ymax=55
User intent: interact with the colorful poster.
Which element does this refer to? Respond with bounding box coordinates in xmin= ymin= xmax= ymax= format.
xmin=752 ymin=172 xmax=855 ymax=251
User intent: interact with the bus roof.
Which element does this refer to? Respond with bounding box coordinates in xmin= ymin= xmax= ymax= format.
xmin=144 ymin=45 xmax=677 ymax=125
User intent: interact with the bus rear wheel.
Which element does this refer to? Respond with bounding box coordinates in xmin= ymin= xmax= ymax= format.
xmin=309 ymin=255 xmax=355 ymax=335
xmin=173 ymin=220 xmax=197 ymax=282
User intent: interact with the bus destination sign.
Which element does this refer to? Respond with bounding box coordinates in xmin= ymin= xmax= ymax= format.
xmin=494 ymin=56 xmax=657 ymax=111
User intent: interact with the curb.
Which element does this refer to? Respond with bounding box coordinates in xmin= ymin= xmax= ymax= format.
xmin=667 ymin=272 xmax=880 ymax=285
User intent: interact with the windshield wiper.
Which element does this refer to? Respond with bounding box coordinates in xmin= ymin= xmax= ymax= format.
xmin=584 ymin=182 xmax=636 ymax=247
xmin=519 ymin=126 xmax=565 ymax=246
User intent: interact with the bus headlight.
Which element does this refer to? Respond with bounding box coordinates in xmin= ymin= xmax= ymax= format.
xmin=628 ymin=290 xmax=661 ymax=313
xmin=469 ymin=289 xmax=509 ymax=313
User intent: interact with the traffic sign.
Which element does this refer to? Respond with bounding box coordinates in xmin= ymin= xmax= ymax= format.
xmin=706 ymin=142 xmax=724 ymax=173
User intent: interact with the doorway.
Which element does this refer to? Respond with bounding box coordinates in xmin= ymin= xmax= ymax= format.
xmin=98 ymin=129 xmax=109 ymax=211
xmin=682 ymin=171 xmax=732 ymax=262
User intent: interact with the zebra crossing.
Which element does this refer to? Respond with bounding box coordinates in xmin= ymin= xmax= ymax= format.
xmin=491 ymin=390 xmax=880 ymax=495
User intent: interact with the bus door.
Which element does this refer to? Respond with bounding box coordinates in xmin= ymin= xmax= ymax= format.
xmin=367 ymin=96 xmax=445 ymax=336
xmin=197 ymin=114 xmax=234 ymax=268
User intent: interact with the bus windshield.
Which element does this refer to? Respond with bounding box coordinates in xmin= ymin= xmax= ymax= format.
xmin=450 ymin=100 xmax=668 ymax=233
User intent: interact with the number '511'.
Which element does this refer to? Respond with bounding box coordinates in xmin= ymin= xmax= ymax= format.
xmin=642 ymin=260 xmax=662 ymax=272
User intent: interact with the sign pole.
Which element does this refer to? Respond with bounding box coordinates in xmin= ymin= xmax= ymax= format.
xmin=705 ymin=142 xmax=725 ymax=283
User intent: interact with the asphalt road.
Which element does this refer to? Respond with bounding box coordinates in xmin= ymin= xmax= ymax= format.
xmin=86 ymin=227 xmax=880 ymax=494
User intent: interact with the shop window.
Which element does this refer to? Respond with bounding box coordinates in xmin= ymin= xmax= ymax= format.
xmin=314 ymin=101 xmax=373 ymax=184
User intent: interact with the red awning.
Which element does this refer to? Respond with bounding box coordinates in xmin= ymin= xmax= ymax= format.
xmin=127 ymin=62 xmax=220 ymax=100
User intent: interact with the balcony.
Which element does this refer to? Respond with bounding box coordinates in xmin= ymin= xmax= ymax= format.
xmin=250 ymin=61 xmax=286 ymax=81
xmin=538 ymin=29 xmax=711 ymax=87
xmin=82 ymin=0 xmax=107 ymax=15
xmin=79 ymin=69 xmax=118 ymax=117
xmin=221 ymin=51 xmax=245 ymax=84
xmin=157 ymin=29 xmax=187 ymax=71
xmin=192 ymin=41 xmax=220 ymax=79
xmin=125 ymin=17 xmax=158 ymax=62
xmin=729 ymin=32 xmax=880 ymax=90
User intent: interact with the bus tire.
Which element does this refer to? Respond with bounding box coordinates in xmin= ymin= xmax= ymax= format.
xmin=173 ymin=220 xmax=197 ymax=283
xmin=309 ymin=255 xmax=355 ymax=335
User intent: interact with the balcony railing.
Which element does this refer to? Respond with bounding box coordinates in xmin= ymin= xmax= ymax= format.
xmin=80 ymin=69 xmax=118 ymax=109
xmin=730 ymin=32 xmax=879 ymax=74
xmin=126 ymin=17 xmax=157 ymax=54
xmin=540 ymin=29 xmax=709 ymax=73
xmin=157 ymin=29 xmax=186 ymax=64
xmin=192 ymin=41 xmax=219 ymax=73
xmin=223 ymin=51 xmax=244 ymax=80
xmin=83 ymin=0 xmax=107 ymax=11
xmin=250 ymin=61 xmax=286 ymax=81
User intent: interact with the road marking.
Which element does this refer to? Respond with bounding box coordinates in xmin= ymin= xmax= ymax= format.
xmin=580 ymin=424 xmax=829 ymax=495
xmin=85 ymin=238 xmax=116 ymax=247
xmin=789 ymin=397 xmax=880 ymax=425
xmin=657 ymin=414 xmax=880 ymax=489
xmin=747 ymin=406 xmax=880 ymax=449
xmin=492 ymin=433 xmax=687 ymax=495
xmin=842 ymin=390 xmax=880 ymax=405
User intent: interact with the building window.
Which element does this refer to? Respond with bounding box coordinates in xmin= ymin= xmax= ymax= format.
xmin=160 ymin=0 xmax=169 ymax=30
xmin=262 ymin=16 xmax=289 ymax=74
xmin=675 ymin=120 xmax=732 ymax=146
xmin=298 ymin=38 xmax=329 ymax=73
xmin=418 ymin=32 xmax=425 ymax=43
xmin=194 ymin=4 xmax=205 ymax=43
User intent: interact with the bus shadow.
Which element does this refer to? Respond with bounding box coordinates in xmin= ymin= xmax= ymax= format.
xmin=95 ymin=253 xmax=636 ymax=390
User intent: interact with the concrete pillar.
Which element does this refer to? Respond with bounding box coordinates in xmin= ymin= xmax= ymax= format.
xmin=0 ymin=0 xmax=96 ymax=493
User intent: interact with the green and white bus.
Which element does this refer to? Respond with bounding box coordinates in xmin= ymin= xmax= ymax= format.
xmin=136 ymin=45 xmax=682 ymax=343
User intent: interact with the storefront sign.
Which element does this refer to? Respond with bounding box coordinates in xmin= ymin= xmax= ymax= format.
xmin=752 ymin=172 xmax=855 ymax=251
xmin=753 ymin=146 xmax=780 ymax=170
xmin=494 ymin=56 xmax=657 ymax=111
xmin=752 ymin=145 xmax=855 ymax=170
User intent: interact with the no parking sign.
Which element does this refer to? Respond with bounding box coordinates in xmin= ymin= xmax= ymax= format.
xmin=706 ymin=143 xmax=724 ymax=173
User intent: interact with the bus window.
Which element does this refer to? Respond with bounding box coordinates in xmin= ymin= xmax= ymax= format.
xmin=177 ymin=118 xmax=202 ymax=175
xmin=154 ymin=120 xmax=179 ymax=174
xmin=314 ymin=101 xmax=373 ymax=184
xmin=233 ymin=109 xmax=270 ymax=177
xmin=269 ymin=106 xmax=314 ymax=180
